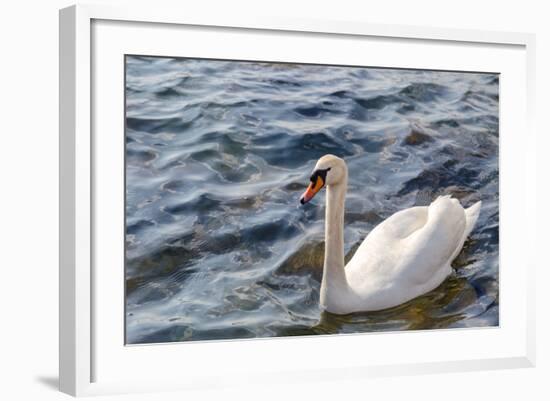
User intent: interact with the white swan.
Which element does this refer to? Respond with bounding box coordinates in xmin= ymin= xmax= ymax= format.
xmin=299 ymin=154 xmax=481 ymax=314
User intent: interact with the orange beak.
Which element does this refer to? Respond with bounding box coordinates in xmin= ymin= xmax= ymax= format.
xmin=300 ymin=176 xmax=324 ymax=204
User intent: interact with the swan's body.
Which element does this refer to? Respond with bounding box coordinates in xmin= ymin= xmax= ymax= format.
xmin=300 ymin=155 xmax=481 ymax=314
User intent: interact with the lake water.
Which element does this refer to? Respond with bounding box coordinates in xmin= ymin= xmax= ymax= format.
xmin=125 ymin=56 xmax=499 ymax=344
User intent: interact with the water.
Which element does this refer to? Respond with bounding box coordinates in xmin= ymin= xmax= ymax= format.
xmin=125 ymin=56 xmax=499 ymax=344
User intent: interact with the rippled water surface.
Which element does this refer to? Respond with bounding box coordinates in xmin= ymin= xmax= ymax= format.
xmin=125 ymin=56 xmax=499 ymax=344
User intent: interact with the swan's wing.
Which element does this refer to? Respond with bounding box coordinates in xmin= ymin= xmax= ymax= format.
xmin=372 ymin=206 xmax=429 ymax=239
xmin=346 ymin=196 xmax=467 ymax=290
xmin=345 ymin=206 xmax=429 ymax=282
xmin=393 ymin=196 xmax=467 ymax=285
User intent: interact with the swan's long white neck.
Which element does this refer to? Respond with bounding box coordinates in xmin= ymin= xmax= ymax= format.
xmin=320 ymin=172 xmax=349 ymax=308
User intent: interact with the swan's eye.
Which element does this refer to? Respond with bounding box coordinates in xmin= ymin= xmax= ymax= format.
xmin=310 ymin=167 xmax=331 ymax=183
xmin=301 ymin=168 xmax=330 ymax=205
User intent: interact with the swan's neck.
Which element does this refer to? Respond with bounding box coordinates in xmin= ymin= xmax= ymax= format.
xmin=321 ymin=176 xmax=348 ymax=306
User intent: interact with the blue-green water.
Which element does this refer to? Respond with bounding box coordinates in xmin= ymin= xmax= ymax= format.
xmin=125 ymin=56 xmax=499 ymax=344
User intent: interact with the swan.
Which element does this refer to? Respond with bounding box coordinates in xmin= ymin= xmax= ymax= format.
xmin=299 ymin=154 xmax=481 ymax=315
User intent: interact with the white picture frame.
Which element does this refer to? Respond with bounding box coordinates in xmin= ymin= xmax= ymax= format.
xmin=59 ymin=3 xmax=536 ymax=397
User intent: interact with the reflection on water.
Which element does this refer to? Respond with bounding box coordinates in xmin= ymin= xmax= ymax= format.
xmin=125 ymin=56 xmax=499 ymax=344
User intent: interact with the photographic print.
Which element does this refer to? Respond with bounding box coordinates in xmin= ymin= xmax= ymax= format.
xmin=125 ymin=56 xmax=499 ymax=344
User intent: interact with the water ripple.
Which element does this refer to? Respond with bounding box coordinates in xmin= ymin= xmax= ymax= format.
xmin=125 ymin=56 xmax=499 ymax=344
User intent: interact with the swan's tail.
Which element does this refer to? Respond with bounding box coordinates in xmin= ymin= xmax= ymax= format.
xmin=464 ymin=200 xmax=482 ymax=239
xmin=447 ymin=200 xmax=481 ymax=264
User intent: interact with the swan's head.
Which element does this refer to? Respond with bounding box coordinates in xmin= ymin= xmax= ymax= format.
xmin=300 ymin=154 xmax=347 ymax=205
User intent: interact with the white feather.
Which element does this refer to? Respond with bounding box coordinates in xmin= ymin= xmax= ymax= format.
xmin=308 ymin=155 xmax=481 ymax=314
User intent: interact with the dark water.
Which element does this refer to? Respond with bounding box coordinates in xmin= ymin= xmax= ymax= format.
xmin=125 ymin=56 xmax=499 ymax=344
